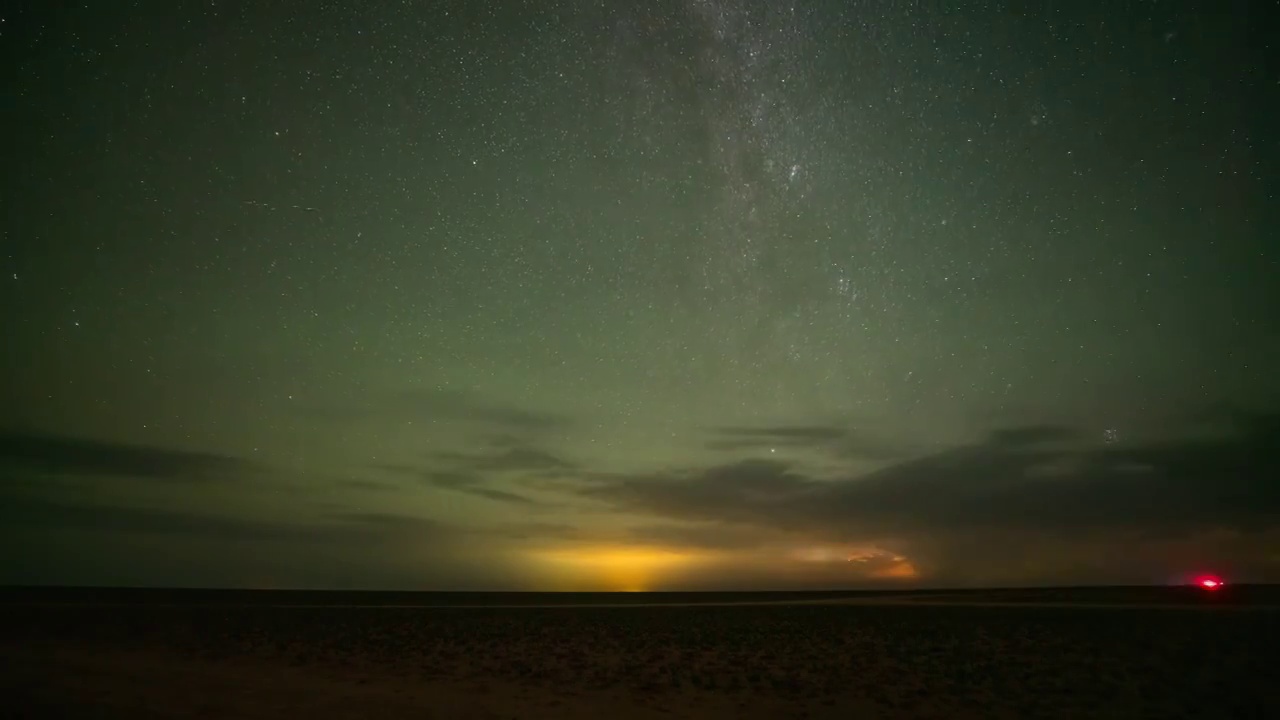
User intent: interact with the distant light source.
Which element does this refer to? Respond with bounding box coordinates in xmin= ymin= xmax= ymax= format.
xmin=1196 ymin=576 xmax=1223 ymax=590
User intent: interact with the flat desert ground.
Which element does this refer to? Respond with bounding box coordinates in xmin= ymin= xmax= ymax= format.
xmin=2 ymin=587 xmax=1276 ymax=719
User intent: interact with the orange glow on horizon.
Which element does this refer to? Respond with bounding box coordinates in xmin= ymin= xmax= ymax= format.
xmin=870 ymin=558 xmax=920 ymax=579
xmin=528 ymin=542 xmax=922 ymax=591
xmin=530 ymin=545 xmax=713 ymax=592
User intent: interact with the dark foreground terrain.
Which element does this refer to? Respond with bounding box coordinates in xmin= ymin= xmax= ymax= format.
xmin=2 ymin=587 xmax=1276 ymax=719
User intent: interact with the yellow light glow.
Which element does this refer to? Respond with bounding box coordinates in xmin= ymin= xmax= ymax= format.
xmin=531 ymin=545 xmax=711 ymax=592
xmin=871 ymin=558 xmax=919 ymax=579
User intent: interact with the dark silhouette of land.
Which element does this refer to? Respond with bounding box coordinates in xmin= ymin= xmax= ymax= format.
xmin=3 ymin=585 xmax=1276 ymax=719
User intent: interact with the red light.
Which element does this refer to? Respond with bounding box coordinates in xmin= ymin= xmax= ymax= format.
xmin=1195 ymin=576 xmax=1224 ymax=590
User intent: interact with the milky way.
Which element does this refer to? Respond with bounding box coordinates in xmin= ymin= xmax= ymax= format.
xmin=2 ymin=0 xmax=1277 ymax=589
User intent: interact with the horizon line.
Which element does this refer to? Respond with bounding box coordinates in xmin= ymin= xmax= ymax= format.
xmin=3 ymin=582 xmax=1270 ymax=593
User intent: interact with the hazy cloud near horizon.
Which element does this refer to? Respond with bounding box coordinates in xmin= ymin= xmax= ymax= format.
xmin=3 ymin=408 xmax=1277 ymax=589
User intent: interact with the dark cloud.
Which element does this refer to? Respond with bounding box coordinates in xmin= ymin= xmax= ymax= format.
xmin=374 ymin=465 xmax=544 ymax=506
xmin=325 ymin=510 xmax=451 ymax=538
xmin=394 ymin=439 xmax=581 ymax=503
xmin=0 ymin=429 xmax=251 ymax=482
xmin=579 ymin=458 xmax=811 ymax=527
xmin=434 ymin=474 xmax=543 ymax=506
xmin=1 ymin=494 xmax=349 ymax=544
xmin=622 ymin=521 xmax=774 ymax=551
xmin=0 ymin=496 xmax=505 ymax=588
xmin=579 ymin=418 xmax=1280 ymax=553
xmin=467 ymin=488 xmax=540 ymax=506
xmin=431 ymin=446 xmax=578 ymax=474
xmin=986 ymin=425 xmax=1079 ymax=448
xmin=715 ymin=425 xmax=848 ymax=442
xmin=706 ymin=424 xmax=906 ymax=461
xmin=488 ymin=519 xmax=774 ymax=552
xmin=0 ymin=492 xmax=465 ymax=548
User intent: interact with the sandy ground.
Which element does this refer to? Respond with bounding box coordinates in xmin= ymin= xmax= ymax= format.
xmin=3 ymin=598 xmax=1276 ymax=719
xmin=9 ymin=642 xmax=865 ymax=720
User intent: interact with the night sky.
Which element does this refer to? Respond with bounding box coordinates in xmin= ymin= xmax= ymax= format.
xmin=3 ymin=0 xmax=1277 ymax=591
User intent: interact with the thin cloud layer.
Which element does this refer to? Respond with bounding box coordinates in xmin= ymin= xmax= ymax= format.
xmin=0 ymin=495 xmax=529 ymax=589
xmin=430 ymin=446 xmax=579 ymax=474
xmin=706 ymin=424 xmax=906 ymax=461
xmin=368 ymin=434 xmax=580 ymax=506
xmin=300 ymin=388 xmax=569 ymax=434
xmin=585 ymin=423 xmax=1280 ymax=536
xmin=0 ymin=429 xmax=252 ymax=482
xmin=573 ymin=416 xmax=1280 ymax=580
xmin=418 ymin=470 xmax=543 ymax=506
xmin=0 ymin=494 xmax=437 ymax=545
xmin=393 ymin=389 xmax=570 ymax=432
xmin=5 ymin=411 xmax=1278 ymax=588
xmin=373 ymin=443 xmax=576 ymax=504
